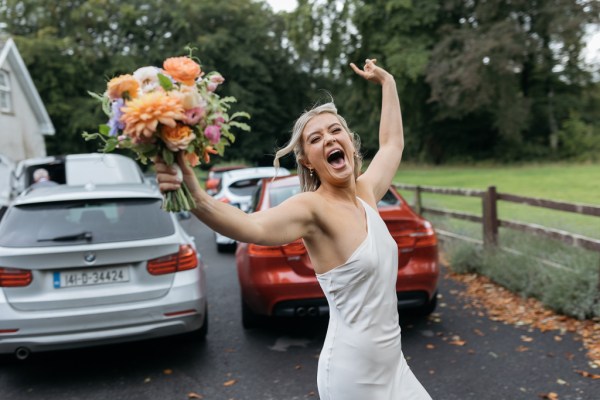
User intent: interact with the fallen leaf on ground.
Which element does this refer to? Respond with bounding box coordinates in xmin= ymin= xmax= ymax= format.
xmin=538 ymin=392 xmax=558 ymax=399
xmin=163 ymin=369 xmax=173 ymax=375
xmin=521 ymin=335 xmax=534 ymax=342
xmin=445 ymin=269 xmax=600 ymax=368
xmin=575 ymin=370 xmax=600 ymax=379
xmin=188 ymin=392 xmax=204 ymax=399
xmin=516 ymin=345 xmax=529 ymax=352
xmin=223 ymin=379 xmax=238 ymax=387
xmin=426 ymin=344 xmax=435 ymax=350
xmin=449 ymin=340 xmax=466 ymax=346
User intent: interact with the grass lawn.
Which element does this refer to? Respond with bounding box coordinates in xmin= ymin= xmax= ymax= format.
xmin=393 ymin=163 xmax=600 ymax=240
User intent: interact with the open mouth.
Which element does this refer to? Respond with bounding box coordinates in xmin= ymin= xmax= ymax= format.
xmin=327 ymin=149 xmax=345 ymax=168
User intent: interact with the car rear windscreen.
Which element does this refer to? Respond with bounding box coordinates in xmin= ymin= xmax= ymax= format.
xmin=269 ymin=185 xmax=302 ymax=208
xmin=229 ymin=178 xmax=263 ymax=196
xmin=0 ymin=198 xmax=175 ymax=247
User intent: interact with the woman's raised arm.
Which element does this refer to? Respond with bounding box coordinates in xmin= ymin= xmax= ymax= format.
xmin=351 ymin=59 xmax=404 ymax=202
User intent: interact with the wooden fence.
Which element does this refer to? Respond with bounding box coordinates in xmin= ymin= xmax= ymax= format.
xmin=395 ymin=184 xmax=600 ymax=255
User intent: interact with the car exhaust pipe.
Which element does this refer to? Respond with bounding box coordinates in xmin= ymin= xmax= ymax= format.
xmin=296 ymin=307 xmax=307 ymax=317
xmin=307 ymin=307 xmax=318 ymax=317
xmin=15 ymin=347 xmax=31 ymax=361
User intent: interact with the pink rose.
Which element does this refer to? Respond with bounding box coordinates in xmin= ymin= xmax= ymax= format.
xmin=183 ymin=107 xmax=205 ymax=125
xmin=210 ymin=74 xmax=225 ymax=84
xmin=207 ymin=74 xmax=224 ymax=92
xmin=214 ymin=115 xmax=225 ymax=125
xmin=204 ymin=125 xmax=221 ymax=144
xmin=207 ymin=82 xmax=218 ymax=92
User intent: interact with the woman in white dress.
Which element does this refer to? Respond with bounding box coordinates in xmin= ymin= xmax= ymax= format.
xmin=155 ymin=59 xmax=432 ymax=400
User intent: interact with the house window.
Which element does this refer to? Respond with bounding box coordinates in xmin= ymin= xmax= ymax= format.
xmin=0 ymin=70 xmax=13 ymax=113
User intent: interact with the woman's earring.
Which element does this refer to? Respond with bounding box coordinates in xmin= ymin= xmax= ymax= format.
xmin=309 ymin=168 xmax=314 ymax=177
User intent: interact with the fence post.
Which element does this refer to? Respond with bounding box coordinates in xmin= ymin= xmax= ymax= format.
xmin=414 ymin=185 xmax=422 ymax=215
xmin=483 ymin=186 xmax=498 ymax=248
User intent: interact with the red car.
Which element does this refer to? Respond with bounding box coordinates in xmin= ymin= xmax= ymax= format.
xmin=235 ymin=175 xmax=439 ymax=329
xmin=205 ymin=164 xmax=248 ymax=195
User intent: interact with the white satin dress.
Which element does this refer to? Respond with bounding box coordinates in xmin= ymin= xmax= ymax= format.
xmin=315 ymin=198 xmax=432 ymax=400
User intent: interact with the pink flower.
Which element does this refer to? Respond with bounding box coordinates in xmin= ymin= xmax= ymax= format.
xmin=214 ymin=115 xmax=225 ymax=125
xmin=207 ymin=82 xmax=218 ymax=92
xmin=204 ymin=125 xmax=221 ymax=144
xmin=207 ymin=74 xmax=225 ymax=92
xmin=183 ymin=107 xmax=205 ymax=125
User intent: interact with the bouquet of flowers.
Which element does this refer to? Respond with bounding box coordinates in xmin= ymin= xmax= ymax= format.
xmin=83 ymin=50 xmax=250 ymax=212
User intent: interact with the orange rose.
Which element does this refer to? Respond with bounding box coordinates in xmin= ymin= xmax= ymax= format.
xmin=160 ymin=124 xmax=196 ymax=152
xmin=106 ymin=74 xmax=139 ymax=100
xmin=163 ymin=57 xmax=201 ymax=86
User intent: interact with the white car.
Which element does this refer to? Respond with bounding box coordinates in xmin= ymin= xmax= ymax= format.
xmin=213 ymin=166 xmax=290 ymax=252
xmin=0 ymin=183 xmax=208 ymax=359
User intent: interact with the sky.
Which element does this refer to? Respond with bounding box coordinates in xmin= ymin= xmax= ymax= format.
xmin=264 ymin=0 xmax=598 ymax=65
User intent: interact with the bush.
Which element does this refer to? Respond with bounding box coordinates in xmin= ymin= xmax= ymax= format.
xmin=441 ymin=227 xmax=600 ymax=320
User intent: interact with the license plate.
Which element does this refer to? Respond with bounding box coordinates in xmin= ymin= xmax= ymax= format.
xmin=53 ymin=266 xmax=129 ymax=289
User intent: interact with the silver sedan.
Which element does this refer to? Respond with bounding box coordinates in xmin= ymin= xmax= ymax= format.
xmin=0 ymin=183 xmax=207 ymax=359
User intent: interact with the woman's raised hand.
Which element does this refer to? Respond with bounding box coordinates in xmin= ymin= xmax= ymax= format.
xmin=350 ymin=58 xmax=392 ymax=85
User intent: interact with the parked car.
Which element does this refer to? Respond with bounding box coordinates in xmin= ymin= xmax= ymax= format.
xmin=0 ymin=154 xmax=14 ymax=218
xmin=205 ymin=164 xmax=248 ymax=196
xmin=213 ymin=166 xmax=290 ymax=252
xmin=0 ymin=183 xmax=207 ymax=359
xmin=4 ymin=153 xmax=147 ymax=199
xmin=235 ymin=175 xmax=439 ymax=329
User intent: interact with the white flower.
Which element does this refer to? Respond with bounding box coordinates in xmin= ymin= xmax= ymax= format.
xmin=169 ymin=85 xmax=206 ymax=109
xmin=133 ymin=66 xmax=161 ymax=93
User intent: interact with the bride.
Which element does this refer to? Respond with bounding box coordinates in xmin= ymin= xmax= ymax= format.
xmin=155 ymin=59 xmax=432 ymax=400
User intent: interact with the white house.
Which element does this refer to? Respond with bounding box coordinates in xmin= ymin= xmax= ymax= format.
xmin=0 ymin=37 xmax=55 ymax=163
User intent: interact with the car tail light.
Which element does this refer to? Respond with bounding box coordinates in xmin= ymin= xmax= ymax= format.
xmin=411 ymin=222 xmax=437 ymax=248
xmin=147 ymin=245 xmax=198 ymax=275
xmin=247 ymin=240 xmax=307 ymax=257
xmin=247 ymin=243 xmax=284 ymax=257
xmin=281 ymin=240 xmax=306 ymax=256
xmin=0 ymin=268 xmax=33 ymax=287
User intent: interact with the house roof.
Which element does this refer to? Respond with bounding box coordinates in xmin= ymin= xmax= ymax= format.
xmin=0 ymin=37 xmax=55 ymax=136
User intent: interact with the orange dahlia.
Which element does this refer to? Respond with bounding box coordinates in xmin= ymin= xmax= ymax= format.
xmin=106 ymin=74 xmax=139 ymax=100
xmin=163 ymin=57 xmax=201 ymax=86
xmin=120 ymin=92 xmax=185 ymax=139
xmin=160 ymin=123 xmax=196 ymax=152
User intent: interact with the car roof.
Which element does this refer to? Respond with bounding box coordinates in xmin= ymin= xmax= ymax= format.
xmin=222 ymin=166 xmax=290 ymax=182
xmin=13 ymin=183 xmax=162 ymax=205
xmin=209 ymin=164 xmax=248 ymax=173
xmin=263 ymin=174 xmax=300 ymax=189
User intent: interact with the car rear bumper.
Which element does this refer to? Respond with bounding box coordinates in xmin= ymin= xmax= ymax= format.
xmin=240 ymin=254 xmax=439 ymax=318
xmin=0 ymin=269 xmax=207 ymax=355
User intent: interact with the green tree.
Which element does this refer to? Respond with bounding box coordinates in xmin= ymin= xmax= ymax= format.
xmin=426 ymin=0 xmax=600 ymax=157
xmin=0 ymin=0 xmax=313 ymax=166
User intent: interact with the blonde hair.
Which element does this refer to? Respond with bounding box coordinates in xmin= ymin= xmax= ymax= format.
xmin=274 ymin=102 xmax=362 ymax=192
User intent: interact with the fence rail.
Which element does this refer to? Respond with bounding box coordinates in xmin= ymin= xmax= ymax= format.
xmin=396 ymin=184 xmax=600 ymax=253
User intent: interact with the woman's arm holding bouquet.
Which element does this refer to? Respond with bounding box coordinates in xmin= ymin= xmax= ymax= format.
xmin=156 ymin=154 xmax=316 ymax=246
